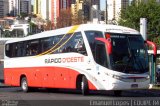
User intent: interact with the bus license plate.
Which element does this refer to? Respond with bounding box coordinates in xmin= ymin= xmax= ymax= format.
xmin=131 ymin=84 xmax=138 ymax=88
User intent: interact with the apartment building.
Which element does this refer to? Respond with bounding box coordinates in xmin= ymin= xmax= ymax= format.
xmin=33 ymin=0 xmax=71 ymax=28
xmin=20 ymin=0 xmax=31 ymax=14
xmin=9 ymin=0 xmax=31 ymax=16
xmin=71 ymin=0 xmax=100 ymax=23
xmin=107 ymin=0 xmax=129 ymax=22
xmin=0 ymin=0 xmax=9 ymax=18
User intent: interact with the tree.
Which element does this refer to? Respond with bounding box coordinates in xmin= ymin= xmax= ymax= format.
xmin=56 ymin=9 xmax=72 ymax=28
xmin=56 ymin=8 xmax=88 ymax=28
xmin=44 ymin=20 xmax=52 ymax=31
xmin=119 ymin=0 xmax=160 ymax=47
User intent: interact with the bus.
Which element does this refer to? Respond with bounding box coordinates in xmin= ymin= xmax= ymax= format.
xmin=10 ymin=24 xmax=30 ymax=37
xmin=3 ymin=24 xmax=153 ymax=95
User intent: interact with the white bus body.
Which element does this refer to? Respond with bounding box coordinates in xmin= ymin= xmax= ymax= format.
xmin=4 ymin=24 xmax=150 ymax=95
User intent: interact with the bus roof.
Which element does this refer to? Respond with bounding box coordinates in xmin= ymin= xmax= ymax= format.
xmin=5 ymin=24 xmax=140 ymax=44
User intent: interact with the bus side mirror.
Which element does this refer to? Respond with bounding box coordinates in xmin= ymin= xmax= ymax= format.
xmin=95 ymin=37 xmax=112 ymax=55
xmin=146 ymin=40 xmax=157 ymax=56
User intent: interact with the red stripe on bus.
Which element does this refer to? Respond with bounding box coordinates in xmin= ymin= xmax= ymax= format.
xmin=4 ymin=67 xmax=97 ymax=90
xmin=88 ymin=80 xmax=97 ymax=90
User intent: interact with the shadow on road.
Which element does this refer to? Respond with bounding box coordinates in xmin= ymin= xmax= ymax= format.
xmin=0 ymin=79 xmax=4 ymax=83
xmin=18 ymin=88 xmax=160 ymax=97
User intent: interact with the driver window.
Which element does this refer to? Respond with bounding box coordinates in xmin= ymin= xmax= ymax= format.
xmin=85 ymin=31 xmax=108 ymax=68
xmin=95 ymin=43 xmax=108 ymax=67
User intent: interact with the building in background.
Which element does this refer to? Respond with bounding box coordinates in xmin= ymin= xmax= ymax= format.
xmin=9 ymin=0 xmax=31 ymax=16
xmin=71 ymin=0 xmax=84 ymax=21
xmin=20 ymin=0 xmax=31 ymax=14
xmin=33 ymin=0 xmax=71 ymax=28
xmin=0 ymin=0 xmax=9 ymax=18
xmin=40 ymin=0 xmax=49 ymax=20
xmin=85 ymin=0 xmax=100 ymax=22
xmin=51 ymin=0 xmax=71 ymax=28
xmin=9 ymin=0 xmax=20 ymax=16
xmin=107 ymin=0 xmax=129 ymax=24
xmin=59 ymin=0 xmax=71 ymax=9
xmin=33 ymin=0 xmax=41 ymax=15
xmin=71 ymin=0 xmax=100 ymax=23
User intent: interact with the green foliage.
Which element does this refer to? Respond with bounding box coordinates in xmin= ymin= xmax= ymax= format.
xmin=119 ymin=0 xmax=160 ymax=47
xmin=19 ymin=12 xmax=28 ymax=19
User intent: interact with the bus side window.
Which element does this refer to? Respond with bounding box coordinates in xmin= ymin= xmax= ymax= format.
xmin=95 ymin=43 xmax=108 ymax=67
xmin=85 ymin=31 xmax=104 ymax=59
xmin=60 ymin=32 xmax=87 ymax=56
xmin=53 ymin=35 xmax=64 ymax=54
xmin=5 ymin=44 xmax=12 ymax=57
xmin=59 ymin=34 xmax=71 ymax=53
xmin=41 ymin=36 xmax=62 ymax=54
xmin=7 ymin=43 xmax=17 ymax=57
xmin=15 ymin=43 xmax=22 ymax=57
xmin=11 ymin=43 xmax=18 ymax=57
xmin=73 ymin=32 xmax=87 ymax=55
xmin=29 ymin=40 xmax=39 ymax=56
xmin=85 ymin=31 xmax=109 ymax=68
xmin=25 ymin=43 xmax=30 ymax=56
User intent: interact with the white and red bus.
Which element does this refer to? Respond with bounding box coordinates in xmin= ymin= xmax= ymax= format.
xmin=4 ymin=24 xmax=152 ymax=95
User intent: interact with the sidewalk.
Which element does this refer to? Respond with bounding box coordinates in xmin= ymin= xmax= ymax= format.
xmin=129 ymin=89 xmax=160 ymax=96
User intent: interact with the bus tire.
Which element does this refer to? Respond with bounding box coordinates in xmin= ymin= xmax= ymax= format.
xmin=21 ymin=77 xmax=29 ymax=92
xmin=114 ymin=90 xmax=122 ymax=96
xmin=81 ymin=76 xmax=89 ymax=95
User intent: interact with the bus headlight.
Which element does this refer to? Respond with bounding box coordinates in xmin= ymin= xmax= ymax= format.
xmin=112 ymin=75 xmax=122 ymax=80
xmin=105 ymin=73 xmax=122 ymax=80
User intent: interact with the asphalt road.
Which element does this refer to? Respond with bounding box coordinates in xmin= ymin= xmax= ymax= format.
xmin=0 ymin=86 xmax=160 ymax=106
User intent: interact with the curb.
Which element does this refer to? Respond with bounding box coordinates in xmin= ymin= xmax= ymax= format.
xmin=147 ymin=89 xmax=160 ymax=96
xmin=132 ymin=89 xmax=160 ymax=96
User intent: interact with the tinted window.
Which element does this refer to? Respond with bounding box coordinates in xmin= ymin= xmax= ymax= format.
xmin=110 ymin=33 xmax=149 ymax=74
xmin=25 ymin=40 xmax=40 ymax=56
xmin=95 ymin=43 xmax=108 ymax=67
xmin=5 ymin=32 xmax=87 ymax=58
xmin=85 ymin=31 xmax=108 ymax=67
xmin=85 ymin=31 xmax=104 ymax=59
xmin=5 ymin=44 xmax=13 ymax=57
xmin=41 ymin=36 xmax=57 ymax=54
xmin=5 ymin=42 xmax=24 ymax=57
xmin=55 ymin=32 xmax=87 ymax=55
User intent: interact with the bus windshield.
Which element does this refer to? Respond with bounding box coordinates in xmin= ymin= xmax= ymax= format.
xmin=109 ymin=33 xmax=149 ymax=74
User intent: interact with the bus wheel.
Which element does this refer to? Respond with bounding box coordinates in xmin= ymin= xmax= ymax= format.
xmin=81 ymin=76 xmax=89 ymax=95
xmin=21 ymin=77 xmax=29 ymax=92
xmin=114 ymin=90 xmax=122 ymax=96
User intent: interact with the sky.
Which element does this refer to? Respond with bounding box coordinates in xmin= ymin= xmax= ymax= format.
xmin=100 ymin=0 xmax=106 ymax=10
xmin=31 ymin=0 xmax=106 ymax=10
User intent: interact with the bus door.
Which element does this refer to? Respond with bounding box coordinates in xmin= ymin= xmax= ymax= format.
xmin=85 ymin=31 xmax=110 ymax=74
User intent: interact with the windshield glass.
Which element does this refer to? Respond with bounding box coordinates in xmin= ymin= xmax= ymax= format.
xmin=109 ymin=33 xmax=149 ymax=74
